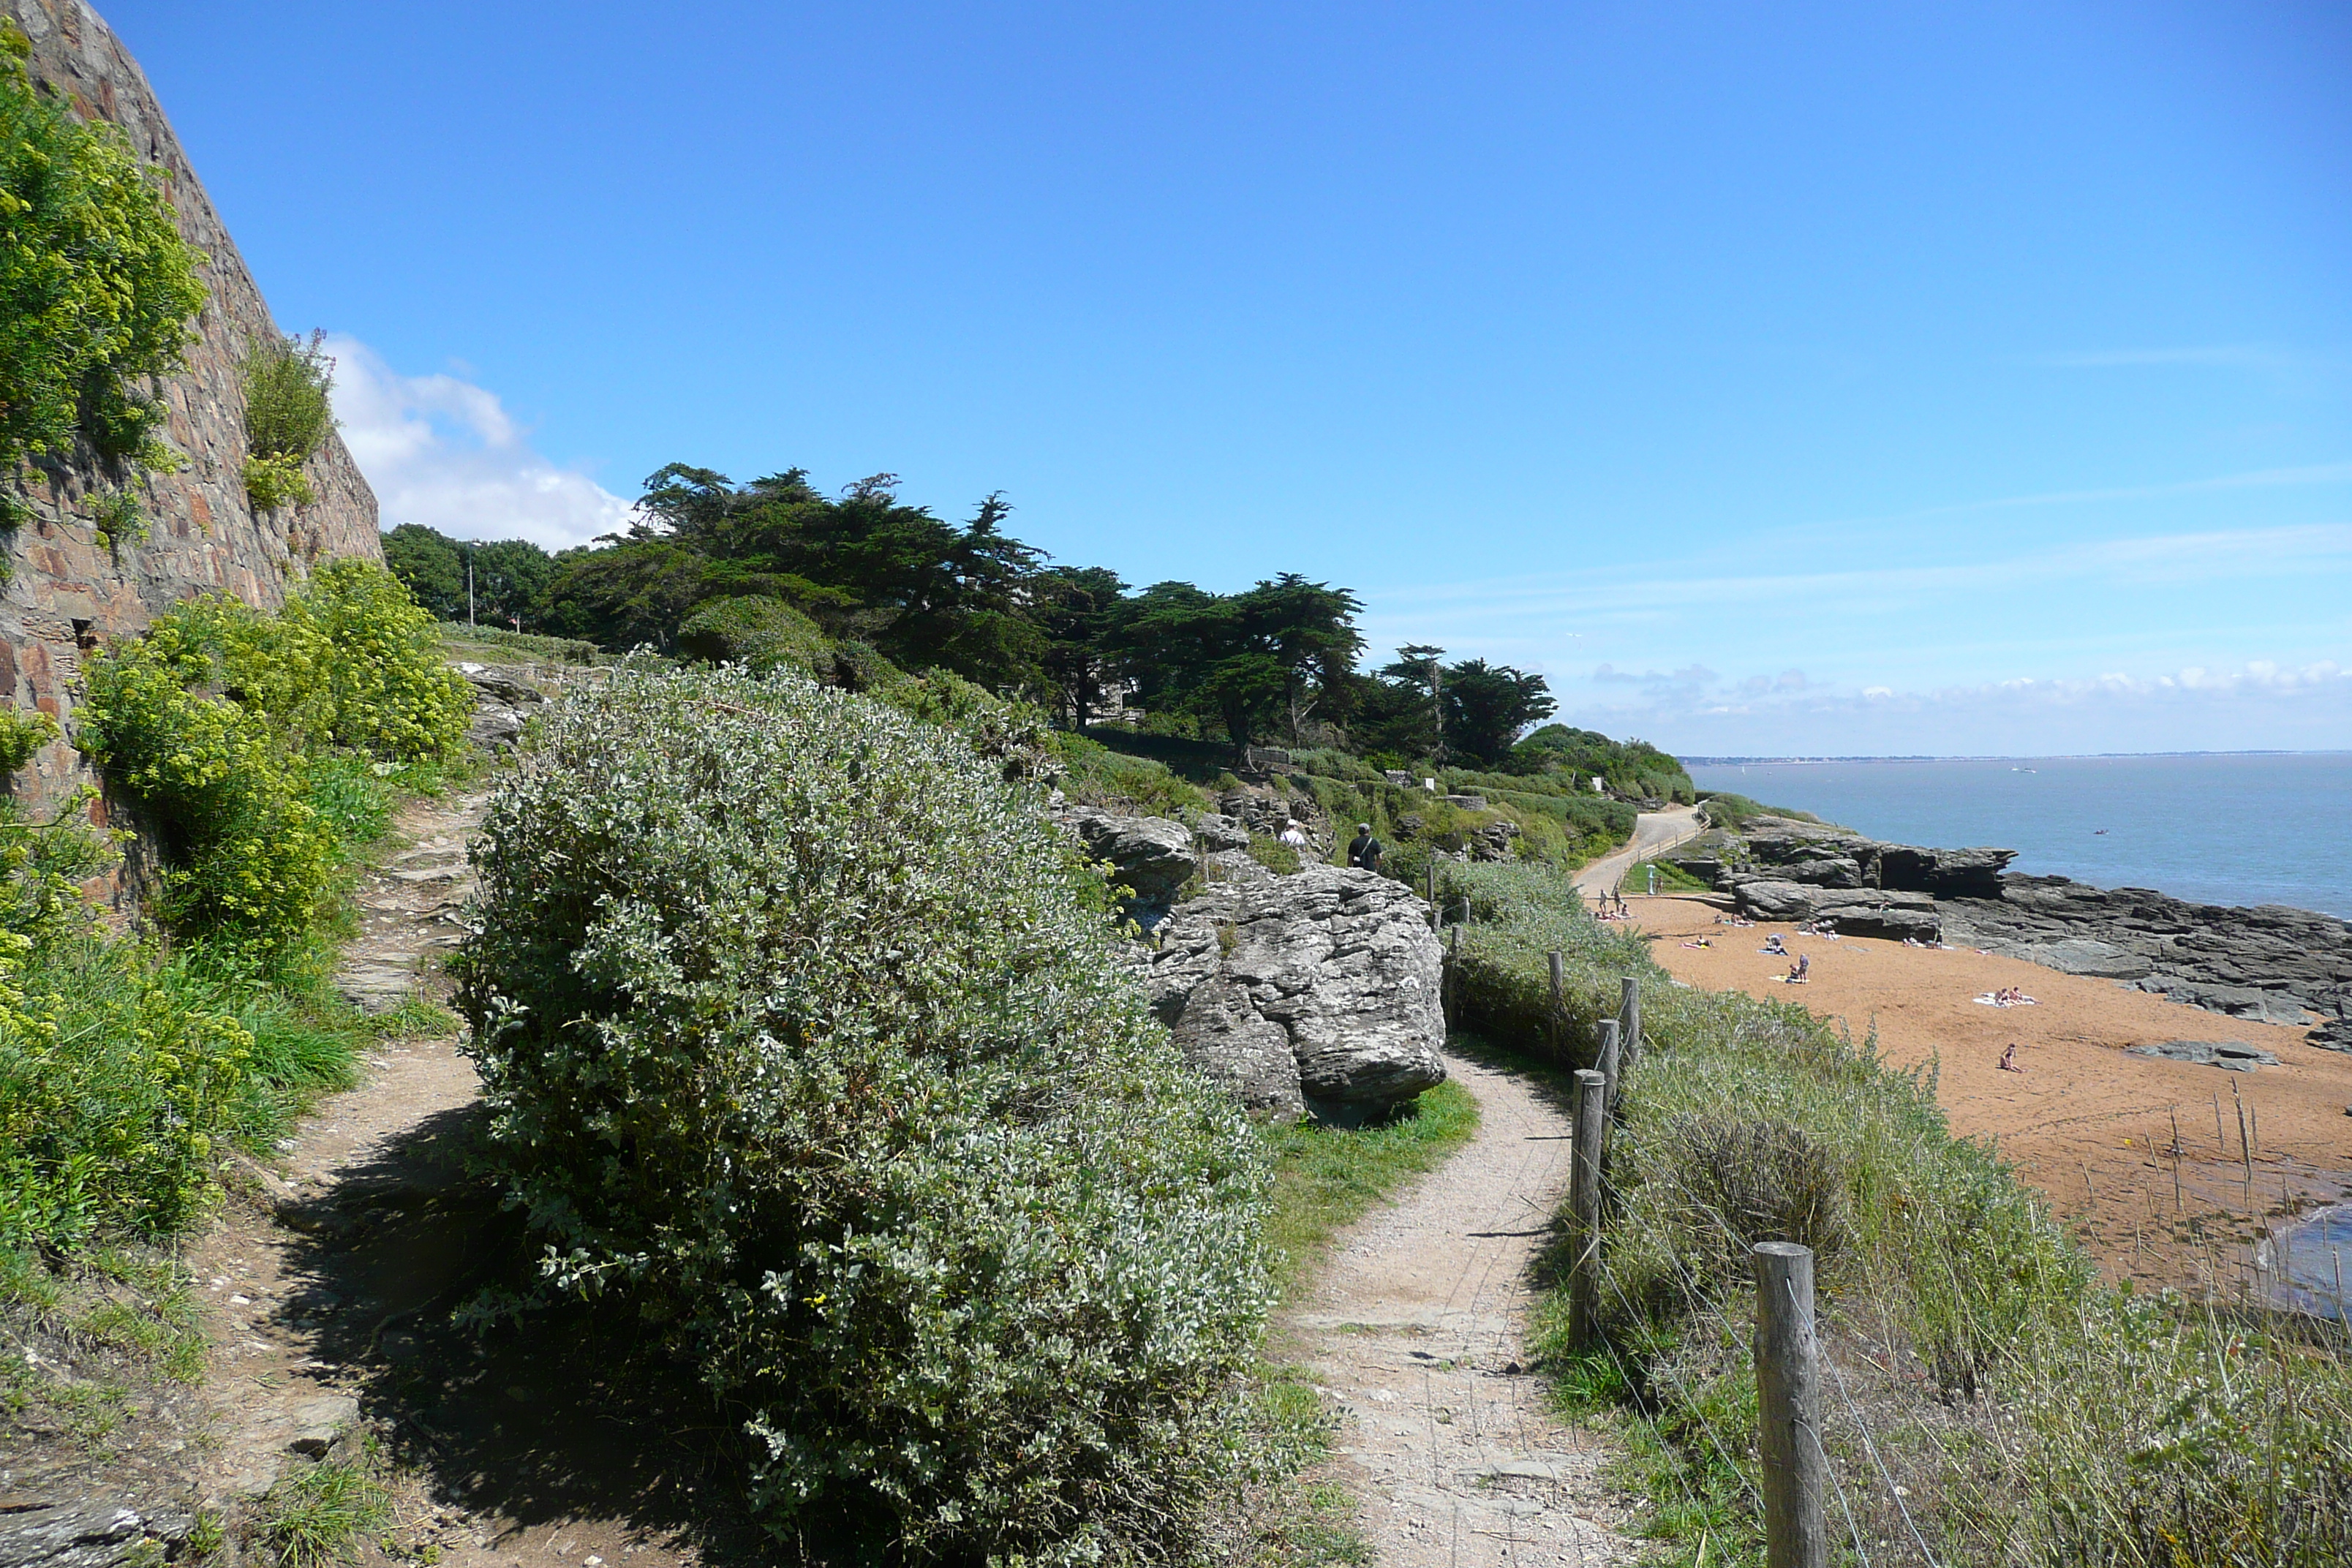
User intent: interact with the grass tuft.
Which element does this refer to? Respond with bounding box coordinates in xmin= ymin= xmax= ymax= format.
xmin=257 ymin=1458 xmax=393 ymax=1568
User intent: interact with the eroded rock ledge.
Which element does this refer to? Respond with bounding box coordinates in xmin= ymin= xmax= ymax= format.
xmin=1678 ymin=815 xmax=2352 ymax=1026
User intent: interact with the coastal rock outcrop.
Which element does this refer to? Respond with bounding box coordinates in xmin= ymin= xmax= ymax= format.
xmin=1722 ymin=879 xmax=1943 ymax=941
xmin=1145 ymin=864 xmax=1447 ymax=1121
xmin=1940 ymin=876 xmax=2352 ymax=1024
xmin=1683 ymin=814 xmax=2352 ymax=1025
xmin=1730 ymin=818 xmax=2016 ymax=897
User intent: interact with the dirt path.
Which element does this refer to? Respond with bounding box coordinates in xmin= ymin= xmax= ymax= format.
xmin=1576 ymin=806 xmax=1703 ymax=900
xmin=186 ymin=788 xmax=493 ymax=1511
xmin=1290 ymin=1048 xmax=1637 ymax=1566
xmin=179 ymin=784 xmax=723 ymax=1568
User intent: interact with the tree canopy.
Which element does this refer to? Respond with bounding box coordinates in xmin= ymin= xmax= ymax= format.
xmin=376 ymin=461 xmax=1674 ymax=785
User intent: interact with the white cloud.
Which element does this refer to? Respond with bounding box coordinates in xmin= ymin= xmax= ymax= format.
xmin=324 ymin=335 xmax=636 ymax=549
xmin=1561 ymin=660 xmax=2352 ymax=756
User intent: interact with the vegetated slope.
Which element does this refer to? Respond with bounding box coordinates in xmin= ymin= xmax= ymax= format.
xmin=457 ymin=661 xmax=1274 ymax=1564
xmin=1439 ymin=854 xmax=2348 ymax=1567
xmin=1 ymin=1 xmax=383 ymax=837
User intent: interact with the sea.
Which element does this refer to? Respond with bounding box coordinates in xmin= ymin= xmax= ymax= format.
xmin=1684 ymin=752 xmax=2352 ymax=919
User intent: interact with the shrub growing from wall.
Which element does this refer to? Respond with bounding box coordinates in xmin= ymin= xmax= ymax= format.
xmin=78 ymin=561 xmax=470 ymax=951
xmin=0 ymin=26 xmax=206 ymax=497
xmin=457 ymin=663 xmax=1271 ymax=1562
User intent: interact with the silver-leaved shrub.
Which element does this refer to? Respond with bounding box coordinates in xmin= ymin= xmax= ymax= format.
xmin=459 ymin=661 xmax=1271 ymax=1562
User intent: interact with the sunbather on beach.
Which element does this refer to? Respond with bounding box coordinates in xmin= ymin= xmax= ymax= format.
xmin=1786 ymin=954 xmax=1810 ymax=983
xmin=1998 ymin=1042 xmax=2022 ymax=1073
xmin=1761 ymin=933 xmax=1787 ymax=955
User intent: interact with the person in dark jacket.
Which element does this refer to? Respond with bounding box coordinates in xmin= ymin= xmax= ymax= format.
xmin=1346 ymin=823 xmax=1382 ymax=872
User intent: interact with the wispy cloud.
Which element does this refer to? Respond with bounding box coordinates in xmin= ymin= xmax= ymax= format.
xmin=1562 ymin=660 xmax=2352 ymax=756
xmin=1365 ymin=522 xmax=2352 ymax=631
xmin=325 ymin=335 xmax=636 ymax=549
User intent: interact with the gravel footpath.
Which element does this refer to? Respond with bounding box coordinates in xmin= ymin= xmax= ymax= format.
xmin=1290 ymin=1048 xmax=1638 ymax=1565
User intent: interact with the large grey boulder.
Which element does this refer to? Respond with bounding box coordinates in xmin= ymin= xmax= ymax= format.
xmin=1060 ymin=808 xmax=1197 ymax=926
xmin=2306 ymin=1017 xmax=2352 ymax=1054
xmin=456 ymin=660 xmax=549 ymax=750
xmin=1145 ymin=864 xmax=1446 ymax=1120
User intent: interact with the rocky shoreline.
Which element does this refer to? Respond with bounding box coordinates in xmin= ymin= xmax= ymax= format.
xmin=1672 ymin=815 xmax=2352 ymax=1043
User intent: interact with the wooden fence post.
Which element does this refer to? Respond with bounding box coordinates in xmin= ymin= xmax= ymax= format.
xmin=1569 ymin=1068 xmax=1608 ymax=1345
xmin=1597 ymin=1018 xmax=1621 ymax=1114
xmin=1754 ymin=1242 xmax=1828 ymax=1568
xmin=1620 ymin=975 xmax=1641 ymax=1068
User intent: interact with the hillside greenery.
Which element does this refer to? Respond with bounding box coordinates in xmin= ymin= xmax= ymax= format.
xmin=377 ymin=468 xmax=1687 ymax=803
xmin=238 ymin=331 xmax=336 ymax=512
xmin=1439 ymin=857 xmax=2350 ymax=1567
xmin=457 ymin=662 xmax=1275 ymax=1562
xmin=0 ymin=23 xmax=206 ymax=516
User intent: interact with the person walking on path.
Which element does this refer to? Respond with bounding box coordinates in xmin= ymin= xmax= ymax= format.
xmin=1347 ymin=822 xmax=1383 ymax=873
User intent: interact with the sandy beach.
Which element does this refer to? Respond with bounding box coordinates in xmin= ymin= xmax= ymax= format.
xmin=1627 ymin=893 xmax=2352 ymax=1300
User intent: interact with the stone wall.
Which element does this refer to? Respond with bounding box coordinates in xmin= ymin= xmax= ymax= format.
xmin=0 ymin=0 xmax=381 ymax=835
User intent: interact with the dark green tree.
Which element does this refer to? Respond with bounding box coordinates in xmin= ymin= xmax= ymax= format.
xmin=381 ymin=524 xmax=464 ymax=620
xmin=471 ymin=538 xmax=556 ymax=629
xmin=556 ymin=466 xmax=1047 ymax=685
xmin=535 ymin=540 xmax=710 ymax=651
xmin=1030 ymin=565 xmax=1129 ymax=728
xmin=1440 ymin=658 xmax=1556 ymax=766
xmin=1110 ymin=577 xmax=1362 ymax=756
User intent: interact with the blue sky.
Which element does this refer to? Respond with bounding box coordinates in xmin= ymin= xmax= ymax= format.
xmin=107 ymin=0 xmax=2352 ymax=755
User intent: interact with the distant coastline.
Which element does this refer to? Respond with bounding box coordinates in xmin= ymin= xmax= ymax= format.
xmin=1681 ymin=748 xmax=2348 ymax=766
xmin=1685 ymin=752 xmax=2352 ymax=919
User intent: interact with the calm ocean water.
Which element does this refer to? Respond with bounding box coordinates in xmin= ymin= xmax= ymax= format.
xmin=1685 ymin=753 xmax=2352 ymax=919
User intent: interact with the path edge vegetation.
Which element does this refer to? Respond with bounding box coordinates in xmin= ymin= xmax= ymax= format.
xmin=1 ymin=560 xmax=478 ymax=1477
xmin=1434 ymin=856 xmax=2349 ymax=1568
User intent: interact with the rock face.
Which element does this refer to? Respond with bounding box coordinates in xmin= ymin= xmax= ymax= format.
xmin=1731 ymin=818 xmax=2016 ymax=897
xmin=1725 ymin=881 xmax=1943 ymax=941
xmin=1059 ymin=807 xmax=1197 ymax=927
xmin=1942 ymin=878 xmax=2352 ymax=1025
xmin=0 ymin=0 xmax=382 ymax=844
xmin=1145 ymin=864 xmax=1447 ymax=1120
xmin=2123 ymin=1040 xmax=2278 ymax=1072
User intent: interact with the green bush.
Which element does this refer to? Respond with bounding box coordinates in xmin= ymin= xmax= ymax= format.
xmin=78 ymin=561 xmax=469 ymax=949
xmin=675 ymin=594 xmax=834 ymax=677
xmin=437 ymin=622 xmax=606 ymax=666
xmin=1693 ymin=791 xmax=1824 ymax=832
xmin=458 ymin=663 xmax=1272 ymax=1561
xmin=0 ymin=29 xmax=206 ymax=488
xmin=0 ymin=777 xmax=358 ymax=1251
xmin=238 ymin=332 xmax=335 ymax=512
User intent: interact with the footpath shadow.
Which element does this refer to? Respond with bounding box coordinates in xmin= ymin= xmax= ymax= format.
xmin=274 ymin=1107 xmax=769 ymax=1565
